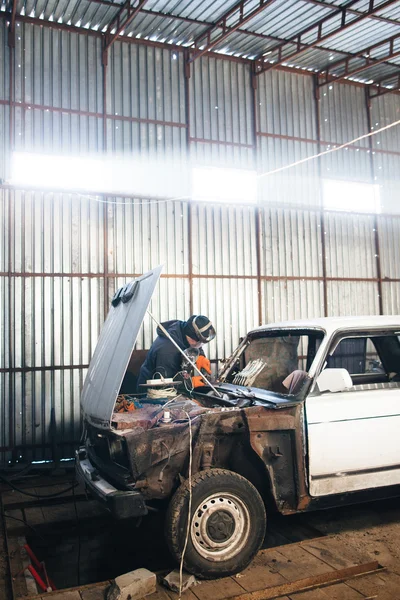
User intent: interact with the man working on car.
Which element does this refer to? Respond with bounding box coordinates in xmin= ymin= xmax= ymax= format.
xmin=136 ymin=315 xmax=216 ymax=391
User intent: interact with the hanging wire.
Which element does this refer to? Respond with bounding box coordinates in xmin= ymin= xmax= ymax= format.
xmin=257 ymin=118 xmax=400 ymax=179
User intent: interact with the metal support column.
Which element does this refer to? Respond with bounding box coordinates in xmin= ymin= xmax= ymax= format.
xmin=365 ymin=89 xmax=384 ymax=315
xmin=314 ymin=76 xmax=328 ymax=317
xmin=184 ymin=49 xmax=194 ymax=315
xmin=251 ymin=67 xmax=263 ymax=326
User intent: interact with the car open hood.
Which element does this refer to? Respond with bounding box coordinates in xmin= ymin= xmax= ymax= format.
xmin=81 ymin=265 xmax=163 ymax=429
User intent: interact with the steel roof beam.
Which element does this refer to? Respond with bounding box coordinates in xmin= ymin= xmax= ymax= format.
xmin=255 ymin=0 xmax=400 ymax=76
xmin=368 ymin=72 xmax=400 ymax=97
xmin=102 ymin=0 xmax=148 ymax=64
xmin=302 ymin=0 xmax=400 ymax=27
xmin=188 ymin=0 xmax=278 ymax=63
xmin=8 ymin=0 xmax=17 ymax=47
xmin=318 ymin=31 xmax=400 ymax=87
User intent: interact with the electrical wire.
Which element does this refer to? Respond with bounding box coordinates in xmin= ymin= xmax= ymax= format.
xmin=2 ymin=515 xmax=46 ymax=543
xmin=257 ymin=118 xmax=400 ymax=179
xmin=146 ymin=387 xmax=178 ymax=400
xmin=0 ymin=473 xmax=78 ymax=499
xmin=179 ymin=410 xmax=193 ymax=600
xmin=79 ymin=194 xmax=190 ymax=206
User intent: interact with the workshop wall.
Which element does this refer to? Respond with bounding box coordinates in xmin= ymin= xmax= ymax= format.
xmin=1 ymin=19 xmax=400 ymax=465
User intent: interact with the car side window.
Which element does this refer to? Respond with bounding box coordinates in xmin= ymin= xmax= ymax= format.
xmin=325 ymin=333 xmax=400 ymax=387
xmin=326 ymin=337 xmax=382 ymax=375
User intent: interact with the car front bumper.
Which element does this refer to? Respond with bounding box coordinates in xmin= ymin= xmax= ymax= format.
xmin=75 ymin=449 xmax=148 ymax=519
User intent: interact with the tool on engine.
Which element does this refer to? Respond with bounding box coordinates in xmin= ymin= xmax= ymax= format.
xmin=181 ymin=348 xmax=213 ymax=389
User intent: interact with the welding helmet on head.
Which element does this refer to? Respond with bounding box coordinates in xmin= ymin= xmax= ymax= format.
xmin=184 ymin=315 xmax=216 ymax=344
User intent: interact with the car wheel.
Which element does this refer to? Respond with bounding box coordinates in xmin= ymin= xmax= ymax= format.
xmin=165 ymin=468 xmax=266 ymax=579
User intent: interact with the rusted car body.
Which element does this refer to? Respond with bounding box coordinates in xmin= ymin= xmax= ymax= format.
xmin=76 ymin=267 xmax=400 ymax=578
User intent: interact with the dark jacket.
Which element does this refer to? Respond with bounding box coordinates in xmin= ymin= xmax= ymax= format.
xmin=136 ymin=320 xmax=190 ymax=391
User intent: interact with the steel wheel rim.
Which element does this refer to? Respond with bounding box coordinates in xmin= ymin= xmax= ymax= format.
xmin=190 ymin=492 xmax=251 ymax=562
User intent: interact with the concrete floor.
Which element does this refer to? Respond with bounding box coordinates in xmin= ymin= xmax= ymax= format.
xmin=1 ymin=475 xmax=400 ymax=599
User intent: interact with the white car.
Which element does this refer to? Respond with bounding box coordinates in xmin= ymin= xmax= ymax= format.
xmin=76 ymin=267 xmax=400 ymax=579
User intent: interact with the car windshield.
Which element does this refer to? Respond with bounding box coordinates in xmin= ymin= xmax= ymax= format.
xmin=220 ymin=329 xmax=324 ymax=395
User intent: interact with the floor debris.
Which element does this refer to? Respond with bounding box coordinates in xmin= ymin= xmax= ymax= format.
xmin=162 ymin=569 xmax=198 ymax=593
xmin=107 ymin=568 xmax=156 ymax=600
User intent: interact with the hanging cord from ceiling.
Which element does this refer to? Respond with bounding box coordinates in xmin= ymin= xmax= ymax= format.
xmin=257 ymin=118 xmax=400 ymax=179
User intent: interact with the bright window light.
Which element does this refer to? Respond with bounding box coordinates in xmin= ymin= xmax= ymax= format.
xmin=11 ymin=152 xmax=186 ymax=198
xmin=11 ymin=152 xmax=109 ymax=191
xmin=323 ymin=179 xmax=381 ymax=213
xmin=192 ymin=166 xmax=257 ymax=204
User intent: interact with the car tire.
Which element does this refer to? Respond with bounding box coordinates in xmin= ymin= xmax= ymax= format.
xmin=165 ymin=468 xmax=266 ymax=579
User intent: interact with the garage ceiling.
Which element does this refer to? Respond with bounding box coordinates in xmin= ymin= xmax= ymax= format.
xmin=1 ymin=0 xmax=400 ymax=90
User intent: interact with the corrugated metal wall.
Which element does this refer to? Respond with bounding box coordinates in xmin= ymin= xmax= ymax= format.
xmin=1 ymin=19 xmax=400 ymax=465
xmin=257 ymin=70 xmax=321 ymax=207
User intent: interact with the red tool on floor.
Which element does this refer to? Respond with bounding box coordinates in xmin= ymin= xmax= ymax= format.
xmin=13 ymin=544 xmax=56 ymax=593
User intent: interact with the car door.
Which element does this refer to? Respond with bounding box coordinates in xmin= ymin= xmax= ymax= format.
xmin=306 ymin=331 xmax=400 ymax=497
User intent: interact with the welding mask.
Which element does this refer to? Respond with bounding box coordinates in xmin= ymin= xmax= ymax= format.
xmin=184 ymin=315 xmax=216 ymax=345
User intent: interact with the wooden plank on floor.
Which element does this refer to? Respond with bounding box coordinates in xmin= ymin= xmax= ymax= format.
xmin=300 ymin=536 xmax=372 ymax=569
xmin=164 ymin=586 xmax=199 ymax=600
xmin=79 ymin=582 xmax=110 ymax=600
xmin=148 ymin=586 xmax=173 ymax=600
xmin=234 ymin=553 xmax=288 ymax=592
xmin=286 ymin=581 xmax=367 ymax=599
xmin=222 ymin=562 xmax=381 ymax=600
xmin=277 ymin=545 xmax=335 ymax=578
xmin=345 ymin=569 xmax=400 ymax=600
xmin=191 ymin=576 xmax=246 ymax=600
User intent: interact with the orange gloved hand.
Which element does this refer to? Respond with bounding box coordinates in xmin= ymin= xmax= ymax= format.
xmin=192 ymin=375 xmax=206 ymax=388
xmin=196 ymin=355 xmax=211 ymax=375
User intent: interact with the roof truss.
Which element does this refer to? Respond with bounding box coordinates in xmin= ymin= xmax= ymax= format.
xmin=188 ymin=0 xmax=278 ymax=63
xmin=368 ymin=71 xmax=400 ymax=97
xmin=102 ymin=0 xmax=148 ymax=64
xmin=254 ymin=0 xmax=400 ymax=76
xmin=318 ymin=32 xmax=400 ymax=87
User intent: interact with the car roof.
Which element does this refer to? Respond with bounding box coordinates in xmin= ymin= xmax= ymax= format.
xmin=249 ymin=315 xmax=400 ymax=338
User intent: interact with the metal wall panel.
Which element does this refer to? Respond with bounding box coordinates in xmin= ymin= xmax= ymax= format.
xmin=262 ymin=280 xmax=325 ymax=323
xmin=107 ymin=199 xmax=189 ymax=276
xmin=378 ymin=215 xmax=400 ymax=280
xmin=0 ymin=187 xmax=8 ymax=273
xmin=192 ymin=278 xmax=259 ymax=363
xmin=0 ymin=19 xmax=7 ymax=101
xmin=108 ymin=43 xmax=186 ymax=124
xmin=319 ymin=83 xmax=371 ymax=182
xmin=0 ymin=104 xmax=9 ymax=181
xmin=10 ymin=275 xmax=104 ymax=369
xmin=260 ymin=207 xmax=323 ymax=277
xmin=327 ymin=281 xmax=380 ymax=316
xmin=0 ymin=275 xmax=8 ymax=370
xmin=257 ymin=138 xmax=321 ymax=207
xmin=190 ymin=57 xmax=254 ymax=169
xmin=191 ymin=203 xmax=257 ymax=276
xmin=371 ymin=93 xmax=400 ymax=214
xmin=370 ymin=93 xmax=400 ymax=154
xmin=0 ymin=20 xmax=9 ymax=181
xmin=14 ymin=24 xmax=103 ymax=112
xmin=373 ymin=152 xmax=400 ymax=215
xmin=382 ymin=282 xmax=400 ymax=315
xmin=13 ymin=108 xmax=104 ymax=154
xmin=257 ymin=70 xmax=317 ymax=139
xmin=256 ymin=70 xmax=321 ymax=206
xmin=9 ymin=367 xmax=86 ymax=464
xmin=324 ymin=212 xmax=377 ymax=279
xmin=106 ymin=43 xmax=189 ymax=191
xmin=10 ymin=190 xmax=104 ymax=274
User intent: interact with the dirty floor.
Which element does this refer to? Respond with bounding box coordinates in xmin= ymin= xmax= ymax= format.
xmin=1 ymin=475 xmax=400 ymax=599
